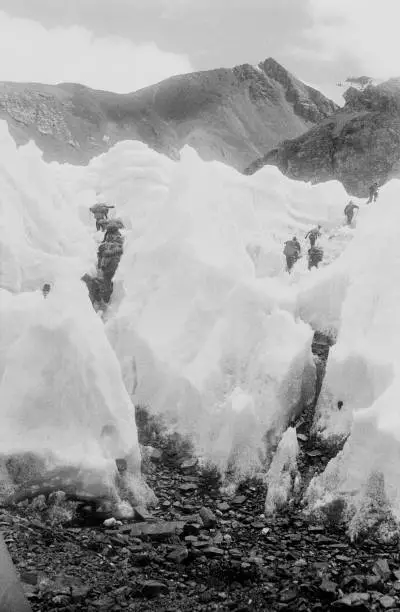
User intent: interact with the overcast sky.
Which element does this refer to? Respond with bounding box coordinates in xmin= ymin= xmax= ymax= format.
xmin=0 ymin=0 xmax=398 ymax=102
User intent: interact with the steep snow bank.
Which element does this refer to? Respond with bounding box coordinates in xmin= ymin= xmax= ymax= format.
xmin=81 ymin=142 xmax=350 ymax=478
xmin=0 ymin=123 xmax=94 ymax=293
xmin=0 ymin=280 xmax=143 ymax=500
xmin=303 ymin=181 xmax=400 ymax=533
xmin=0 ymin=124 xmax=144 ymax=501
xmin=0 ymin=281 xmax=139 ymax=468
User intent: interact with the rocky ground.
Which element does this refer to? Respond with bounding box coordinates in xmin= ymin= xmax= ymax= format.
xmin=2 ymin=406 xmax=400 ymax=612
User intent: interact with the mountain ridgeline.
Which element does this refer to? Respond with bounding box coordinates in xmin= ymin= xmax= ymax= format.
xmin=0 ymin=58 xmax=336 ymax=171
xmin=245 ymin=79 xmax=400 ymax=197
xmin=2 ymin=56 xmax=400 ymax=196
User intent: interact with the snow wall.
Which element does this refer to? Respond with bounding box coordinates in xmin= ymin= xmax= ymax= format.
xmin=0 ymin=124 xmax=144 ymax=503
xmin=86 ymin=141 xmax=349 ymax=480
xmin=298 ymin=180 xmax=400 ymax=535
xmin=2 ymin=117 xmax=400 ymax=533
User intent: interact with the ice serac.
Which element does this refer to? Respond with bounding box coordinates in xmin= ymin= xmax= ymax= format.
xmin=0 ymin=280 xmax=144 ymax=502
xmin=304 ymin=181 xmax=400 ymax=534
xmin=0 ymin=122 xmax=146 ymax=504
xmin=265 ymin=427 xmax=300 ymax=515
xmin=98 ymin=143 xmax=349 ymax=480
xmin=0 ymin=122 xmax=93 ymax=293
xmin=245 ymin=79 xmax=400 ymax=197
xmin=0 ymin=58 xmax=337 ymax=171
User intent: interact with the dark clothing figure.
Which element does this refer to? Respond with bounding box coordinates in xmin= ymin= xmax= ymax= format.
xmin=90 ymin=204 xmax=115 ymax=231
xmin=284 ymin=239 xmax=300 ymax=273
xmin=42 ymin=283 xmax=51 ymax=298
xmin=337 ymin=401 xmax=344 ymax=411
xmin=344 ymin=202 xmax=359 ymax=225
xmin=305 ymin=226 xmax=321 ymax=247
xmin=98 ymin=231 xmax=124 ymax=303
xmin=97 ymin=218 xmax=108 ymax=231
xmin=367 ymin=182 xmax=379 ymax=204
xmin=308 ymin=245 xmax=324 ymax=270
xmin=292 ymin=237 xmax=301 ymax=256
xmin=81 ymin=274 xmax=103 ymax=306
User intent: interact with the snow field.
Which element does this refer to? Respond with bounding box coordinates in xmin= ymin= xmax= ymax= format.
xmin=2 ymin=117 xmax=400 ymax=533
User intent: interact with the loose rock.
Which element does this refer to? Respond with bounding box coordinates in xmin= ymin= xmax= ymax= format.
xmin=141 ymin=580 xmax=169 ymax=598
xmin=199 ymin=506 xmax=217 ymax=529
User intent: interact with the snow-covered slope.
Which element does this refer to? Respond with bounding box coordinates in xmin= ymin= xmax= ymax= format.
xmin=86 ymin=141 xmax=349 ymax=479
xmin=0 ymin=123 xmax=144 ymax=504
xmin=298 ymin=182 xmax=400 ymax=535
xmin=2 ymin=117 xmax=399 ymax=535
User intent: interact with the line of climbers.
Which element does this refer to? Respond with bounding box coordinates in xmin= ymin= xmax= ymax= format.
xmin=284 ymin=225 xmax=324 ymax=274
xmin=81 ymin=200 xmax=125 ymax=311
xmin=344 ymin=181 xmax=379 ymax=225
xmin=283 ymin=182 xmax=380 ymax=274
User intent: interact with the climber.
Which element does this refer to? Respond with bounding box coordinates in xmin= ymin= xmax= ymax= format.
xmin=283 ymin=238 xmax=300 ymax=273
xmin=307 ymin=245 xmax=324 ymax=270
xmin=367 ymin=182 xmax=379 ymax=204
xmin=81 ymin=274 xmax=103 ymax=307
xmin=90 ymin=202 xmax=115 ymax=231
xmin=98 ymin=230 xmax=124 ymax=303
xmin=102 ymin=218 xmax=125 ymax=242
xmin=344 ymin=201 xmax=359 ymax=225
xmin=305 ymin=225 xmax=322 ymax=247
xmin=97 ymin=224 xmax=123 ymax=266
xmin=337 ymin=400 xmax=344 ymax=411
xmin=42 ymin=283 xmax=51 ymax=298
xmin=292 ymin=236 xmax=301 ymax=257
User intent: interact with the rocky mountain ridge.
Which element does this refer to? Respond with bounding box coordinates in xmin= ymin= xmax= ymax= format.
xmin=245 ymin=79 xmax=400 ymax=197
xmin=0 ymin=58 xmax=337 ymax=171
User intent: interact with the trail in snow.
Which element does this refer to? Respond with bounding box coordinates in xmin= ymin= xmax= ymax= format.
xmin=1 ymin=119 xmax=396 ymax=535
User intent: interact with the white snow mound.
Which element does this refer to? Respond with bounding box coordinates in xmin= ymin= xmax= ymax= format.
xmin=0 ymin=280 xmax=142 ymax=497
xmin=94 ymin=144 xmax=350 ymax=478
xmin=265 ymin=427 xmax=300 ymax=514
xmin=0 ymin=122 xmax=94 ymax=292
xmin=304 ymin=181 xmax=400 ymax=532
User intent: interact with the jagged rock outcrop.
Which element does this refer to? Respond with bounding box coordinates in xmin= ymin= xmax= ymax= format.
xmin=245 ymin=79 xmax=400 ymax=197
xmin=0 ymin=58 xmax=337 ymax=170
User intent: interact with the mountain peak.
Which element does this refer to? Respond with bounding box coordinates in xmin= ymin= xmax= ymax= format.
xmin=244 ymin=76 xmax=400 ymax=196
xmin=0 ymin=59 xmax=337 ymax=170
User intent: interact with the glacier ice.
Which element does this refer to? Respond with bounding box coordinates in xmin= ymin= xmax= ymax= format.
xmin=304 ymin=181 xmax=400 ymax=533
xmin=0 ymin=124 xmax=94 ymax=293
xmin=97 ymin=144 xmax=347 ymax=478
xmin=265 ymin=427 xmax=300 ymax=515
xmin=0 ymin=124 xmax=146 ymax=503
xmin=3 ymin=112 xmax=400 ymax=534
xmin=0 ymin=279 xmax=144 ymax=501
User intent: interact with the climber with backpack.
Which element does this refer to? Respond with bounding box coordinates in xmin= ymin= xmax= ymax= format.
xmin=308 ymin=245 xmax=324 ymax=270
xmin=344 ymin=201 xmax=359 ymax=225
xmin=97 ymin=226 xmax=125 ymax=303
xmin=102 ymin=218 xmax=125 ymax=242
xmin=42 ymin=283 xmax=51 ymax=298
xmin=283 ymin=237 xmax=301 ymax=273
xmin=366 ymin=182 xmax=379 ymax=204
xmin=90 ymin=200 xmax=115 ymax=231
xmin=305 ymin=225 xmax=322 ymax=247
xmin=81 ymin=274 xmax=104 ymax=308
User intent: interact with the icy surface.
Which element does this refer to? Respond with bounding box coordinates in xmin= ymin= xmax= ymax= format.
xmin=0 ymin=125 xmax=142 ymax=499
xmin=93 ymin=144 xmax=348 ymax=478
xmin=3 ymin=113 xmax=400 ymax=531
xmin=265 ymin=427 xmax=300 ymax=515
xmin=0 ymin=280 xmax=142 ymax=497
xmin=0 ymin=124 xmax=94 ymax=292
xmin=305 ymin=181 xmax=400 ymax=530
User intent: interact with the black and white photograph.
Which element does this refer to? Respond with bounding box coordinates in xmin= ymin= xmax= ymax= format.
xmin=0 ymin=1 xmax=399 ymax=610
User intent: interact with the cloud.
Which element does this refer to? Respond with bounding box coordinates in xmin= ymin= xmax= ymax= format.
xmin=0 ymin=10 xmax=192 ymax=91
xmin=306 ymin=0 xmax=400 ymax=80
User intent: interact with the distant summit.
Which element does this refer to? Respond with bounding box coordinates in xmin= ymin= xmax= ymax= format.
xmin=0 ymin=58 xmax=337 ymax=170
xmin=245 ymin=77 xmax=400 ymax=196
